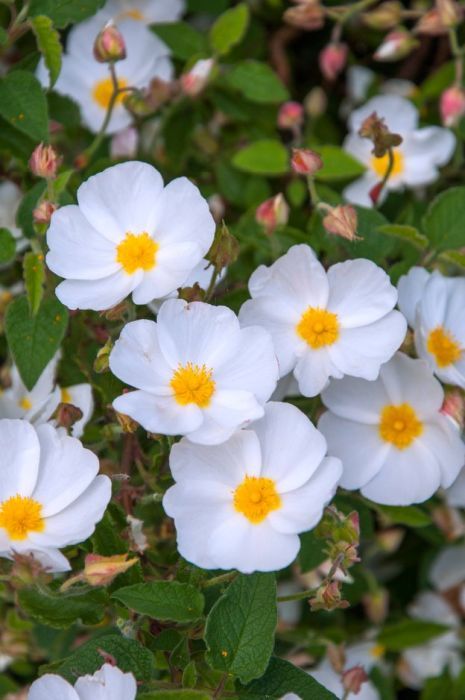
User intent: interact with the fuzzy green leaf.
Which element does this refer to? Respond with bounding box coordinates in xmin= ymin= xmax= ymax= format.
xmin=0 ymin=228 xmax=16 ymax=265
xmin=377 ymin=224 xmax=429 ymax=250
xmin=151 ymin=22 xmax=208 ymax=60
xmin=238 ymin=657 xmax=337 ymax=699
xmin=232 ymin=140 xmax=289 ymax=176
xmin=23 ymin=252 xmax=45 ymax=316
xmin=18 ymin=587 xmax=107 ymax=629
xmin=227 ymin=60 xmax=289 ymax=104
xmin=378 ymin=620 xmax=450 ymax=651
xmin=210 ymin=4 xmax=249 ymax=56
xmin=30 ymin=15 xmax=62 ymax=87
xmin=423 ymin=186 xmax=465 ymax=252
xmin=374 ymin=504 xmax=431 ymax=528
xmin=0 ymin=71 xmax=49 ymax=142
xmin=316 ymin=146 xmax=366 ymax=182
xmin=112 ymin=581 xmax=205 ymax=622
xmin=28 ymin=0 xmax=105 ymax=28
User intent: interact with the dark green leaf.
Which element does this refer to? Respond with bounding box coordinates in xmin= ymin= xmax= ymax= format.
xmin=238 ymin=657 xmax=337 ymax=699
xmin=28 ymin=0 xmax=106 ymax=28
xmin=375 ymin=504 xmax=431 ymax=528
xmin=316 ymin=145 xmax=366 ymax=182
xmin=210 ymin=4 xmax=249 ymax=56
xmin=232 ymin=139 xmax=289 ymax=176
xmin=151 ymin=22 xmax=208 ymax=60
xmin=16 ymin=181 xmax=47 ymax=239
xmin=5 ymin=296 xmax=68 ymax=390
xmin=299 ymin=530 xmax=326 ymax=573
xmin=0 ymin=228 xmax=16 ymax=265
xmin=377 ymin=224 xmax=428 ymax=250
xmin=0 ymin=71 xmax=49 ymax=142
xmin=112 ymin=581 xmax=205 ymax=622
xmin=439 ymin=249 xmax=465 ymax=271
xmin=30 ymin=15 xmax=62 ymax=87
xmin=18 ymin=587 xmax=107 ymax=629
xmin=205 ymin=573 xmax=277 ymax=684
xmin=140 ymin=692 xmax=210 ymax=700
xmin=227 ymin=60 xmax=289 ymax=104
xmin=422 ymin=187 xmax=465 ymax=252
xmin=23 ymin=251 xmax=45 ymax=316
xmin=378 ymin=620 xmax=450 ymax=651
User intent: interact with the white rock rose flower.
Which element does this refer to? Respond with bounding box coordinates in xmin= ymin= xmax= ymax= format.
xmin=46 ymin=162 xmax=216 ymax=311
xmin=37 ymin=18 xmax=172 ymax=134
xmin=0 ymin=181 xmax=28 ymax=254
xmin=110 ymin=299 xmax=279 ymax=445
xmin=163 ymin=401 xmax=342 ymax=573
xmin=239 ymin=244 xmax=406 ymax=397
xmin=0 ymin=419 xmax=111 ymax=572
xmin=398 ymin=267 xmax=465 ymax=389
xmin=319 ymin=352 xmax=465 ymax=505
xmin=28 ymin=663 xmax=136 ymax=700
xmin=89 ymin=0 xmax=185 ymax=25
xmin=343 ymin=95 xmax=456 ymax=207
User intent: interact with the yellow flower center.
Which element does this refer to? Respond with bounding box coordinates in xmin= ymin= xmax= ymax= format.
xmin=233 ymin=476 xmax=281 ymax=524
xmin=0 ymin=495 xmax=45 ymax=541
xmin=371 ymin=149 xmax=405 ymax=179
xmin=170 ymin=363 xmax=215 ymax=408
xmin=116 ymin=232 xmax=158 ymax=274
xmin=18 ymin=397 xmax=32 ymax=411
xmin=427 ymin=326 xmax=462 ymax=368
xmin=379 ymin=403 xmax=423 ymax=449
xmin=296 ymin=307 xmax=339 ymax=349
xmin=92 ymin=77 xmax=128 ymax=109
xmin=119 ymin=8 xmax=144 ymax=20
xmin=370 ymin=644 xmax=385 ymax=659
xmin=61 ymin=388 xmax=72 ymax=404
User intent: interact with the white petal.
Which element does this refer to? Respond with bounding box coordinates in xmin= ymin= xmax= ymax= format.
xmin=55 ymin=270 xmax=141 ymax=311
xmin=445 ymin=467 xmax=465 ymax=508
xmin=294 ymin=349 xmax=337 ymax=397
xmin=321 ymin=374 xmax=389 ymax=423
xmin=397 ymin=266 xmax=430 ymax=327
xmin=343 ymin=174 xmax=379 ymax=207
xmin=0 ymin=419 xmax=40 ymax=501
xmin=63 ymin=384 xmax=94 ymax=438
xmin=419 ymin=418 xmax=465 ymax=488
xmin=405 ymin=127 xmax=455 ymax=167
xmin=189 ymin=390 xmax=264 ymax=445
xmin=113 ymin=390 xmax=203 ymax=435
xmin=429 ymin=546 xmax=465 ymax=592
xmin=28 ymin=674 xmax=78 ymax=700
xmin=379 ymin=353 xmax=444 ymax=419
xmin=343 ymin=132 xmax=372 ymax=166
xmin=75 ymin=664 xmax=137 ymax=700
xmin=348 ymin=95 xmax=418 ymax=135
xmin=417 ymin=271 xmax=450 ymax=330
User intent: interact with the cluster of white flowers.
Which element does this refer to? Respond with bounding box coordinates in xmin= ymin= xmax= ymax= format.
xmin=28 ymin=663 xmax=136 ymax=699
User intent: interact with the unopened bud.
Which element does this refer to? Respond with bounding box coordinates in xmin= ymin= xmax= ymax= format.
xmin=321 ymin=204 xmax=360 ymax=241
xmin=369 ymin=180 xmax=384 ymax=205
xmin=55 ymin=402 xmax=83 ymax=431
xmin=319 ymin=43 xmax=348 ymax=81
xmin=94 ymin=338 xmax=113 ymax=373
xmin=436 ymin=0 xmax=462 ymax=27
xmin=208 ymin=194 xmax=226 ymax=223
xmin=32 ymin=200 xmax=57 ymax=225
xmin=374 ymin=29 xmax=418 ymax=62
xmin=359 ymin=111 xmax=403 ymax=157
xmin=278 ymin=101 xmax=304 ymax=130
xmin=304 ymin=86 xmax=327 ymax=117
xmin=326 ymin=643 xmax=346 ymax=674
xmin=206 ymin=221 xmax=240 ymax=271
xmin=342 ymin=666 xmax=369 ymax=695
xmin=29 ymin=143 xmax=60 ymax=179
xmin=362 ymin=1 xmax=402 ymax=30
xmin=146 ymin=77 xmax=174 ymax=110
xmin=284 ymin=0 xmax=325 ymax=30
xmin=115 ymin=408 xmax=139 ymax=433
xmin=414 ymin=8 xmax=448 ymax=35
xmin=291 ymin=148 xmax=323 ymax=175
xmin=61 ymin=553 xmax=138 ymax=591
xmin=376 ymin=526 xmax=404 ymax=552
xmin=256 ymin=194 xmax=289 ymax=235
xmin=178 ymin=282 xmax=206 ymax=303
xmin=363 ymin=589 xmax=389 ymax=624
xmin=93 ymin=23 xmax=126 ymax=62
xmin=111 ymin=126 xmax=138 ymax=159
xmin=441 ymin=389 xmax=465 ymax=427
xmin=181 ymin=58 xmax=215 ymax=97
xmin=310 ymin=580 xmax=349 ymax=611
xmin=440 ymin=86 xmax=465 ymax=127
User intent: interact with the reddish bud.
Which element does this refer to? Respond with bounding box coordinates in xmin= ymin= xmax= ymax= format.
xmin=310 ymin=580 xmax=350 ymax=611
xmin=29 ymin=143 xmax=60 ymax=179
xmin=255 ymin=194 xmax=289 ymax=234
xmin=342 ymin=666 xmax=369 ymax=695
xmin=319 ymin=43 xmax=348 ymax=81
xmin=180 ymin=58 xmax=215 ymax=97
xmin=440 ymin=86 xmax=465 ymax=127
xmin=441 ymin=389 xmax=465 ymax=427
xmin=291 ymin=148 xmax=323 ymax=175
xmin=322 ymin=204 xmax=360 ymax=241
xmin=414 ymin=8 xmax=448 ymax=35
xmin=93 ymin=23 xmax=126 ymax=62
xmin=284 ymin=0 xmax=325 ymax=31
xmin=369 ymin=181 xmax=384 ymax=205
xmin=278 ymin=101 xmax=304 ymax=130
xmin=61 ymin=553 xmax=138 ymax=591
xmin=32 ymin=200 xmax=57 ymax=225
xmin=374 ymin=29 xmax=418 ymax=62
xmin=55 ymin=402 xmax=83 ymax=431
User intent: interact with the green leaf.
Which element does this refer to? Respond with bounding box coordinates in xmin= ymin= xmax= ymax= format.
xmin=151 ymin=22 xmax=208 ymax=60
xmin=5 ymin=296 xmax=68 ymax=390
xmin=18 ymin=587 xmax=107 ymax=629
xmin=339 ymin=206 xmax=393 ymax=264
xmin=43 ymin=634 xmax=154 ymax=681
xmin=377 ymin=224 xmax=428 ymax=250
xmin=205 ymin=573 xmax=277 ymax=684
xmin=28 ymin=0 xmax=106 ymax=28
xmin=16 ymin=181 xmax=47 ymax=239
xmin=227 ymin=60 xmax=289 ymax=104
xmin=0 ymin=27 xmax=8 ymax=46
xmin=0 ymin=115 xmax=35 ymax=158
xmin=315 ymin=146 xmax=366 ymax=182
xmin=422 ymin=187 xmax=465 ymax=252
xmin=112 ymin=581 xmax=205 ymax=622
xmin=439 ymin=249 xmax=465 ymax=270
xmin=298 ymin=530 xmax=326 ymax=573
xmin=238 ymin=657 xmax=337 ymax=699
xmin=0 ymin=228 xmax=16 ymax=265
xmin=140 ymin=692 xmax=210 ymax=700
xmin=378 ymin=620 xmax=450 ymax=651
xmin=210 ymin=4 xmax=249 ymax=56
xmin=0 ymin=71 xmax=49 ymax=142
xmin=374 ymin=504 xmax=431 ymax=528
xmin=232 ymin=140 xmax=289 ymax=176
xmin=30 ymin=15 xmax=62 ymax=87
xmin=23 ymin=252 xmax=45 ymax=316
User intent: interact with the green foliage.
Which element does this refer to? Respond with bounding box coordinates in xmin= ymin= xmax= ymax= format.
xmin=151 ymin=23 xmax=208 ymax=60
xmin=5 ymin=296 xmax=68 ymax=390
xmin=374 ymin=504 xmax=431 ymax=527
xmin=423 ymin=186 xmax=465 ymax=252
xmin=23 ymin=251 xmax=45 ymax=316
xmin=377 ymin=224 xmax=428 ymax=250
xmin=232 ymin=140 xmax=289 ymax=175
xmin=0 ymin=228 xmax=16 ymax=265
xmin=18 ymin=587 xmax=107 ymax=629
xmin=315 ymin=146 xmax=366 ymax=181
xmin=30 ymin=16 xmax=62 ymax=87
xmin=0 ymin=71 xmax=49 ymax=142
xmin=205 ymin=573 xmax=277 ymax=684
xmin=140 ymin=693 xmax=211 ymax=700
xmin=238 ymin=657 xmax=337 ymax=699
xmin=112 ymin=581 xmax=205 ymax=622
xmin=378 ymin=620 xmax=450 ymax=651
xmin=28 ymin=0 xmax=106 ymax=28
xmin=226 ymin=61 xmax=289 ymax=104
xmin=210 ymin=4 xmax=250 ymax=56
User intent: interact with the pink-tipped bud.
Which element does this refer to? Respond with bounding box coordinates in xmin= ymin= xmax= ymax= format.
xmin=110 ymin=126 xmax=138 ymax=159
xmin=414 ymin=8 xmax=447 ymax=35
xmin=319 ymin=43 xmax=348 ymax=81
xmin=29 ymin=143 xmax=60 ymax=179
xmin=256 ymin=194 xmax=289 ymax=234
xmin=441 ymin=389 xmax=465 ymax=427
xmin=180 ymin=58 xmax=215 ymax=97
xmin=374 ymin=29 xmax=417 ymax=61
xmin=436 ymin=0 xmax=462 ymax=27
xmin=342 ymin=666 xmax=369 ymax=695
xmin=93 ymin=23 xmax=126 ymax=63
xmin=278 ymin=101 xmax=304 ymax=130
xmin=33 ymin=200 xmax=57 ymax=225
xmin=291 ymin=148 xmax=323 ymax=175
xmin=83 ymin=553 xmax=138 ymax=586
xmin=322 ymin=204 xmax=360 ymax=241
xmin=284 ymin=0 xmax=325 ymax=31
xmin=440 ymin=86 xmax=465 ymax=127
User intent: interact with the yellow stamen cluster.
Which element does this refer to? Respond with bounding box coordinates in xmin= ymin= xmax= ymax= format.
xmin=0 ymin=495 xmax=44 ymax=541
xmin=170 ymin=363 xmax=216 ymax=408
xmin=371 ymin=149 xmax=404 ymax=179
xmin=297 ymin=307 xmax=339 ymax=348
xmin=233 ymin=476 xmax=281 ymax=524
xmin=379 ymin=403 xmax=423 ymax=449
xmin=92 ymin=76 xmax=128 ymax=109
xmin=427 ymin=326 xmax=462 ymax=368
xmin=116 ymin=232 xmax=158 ymax=274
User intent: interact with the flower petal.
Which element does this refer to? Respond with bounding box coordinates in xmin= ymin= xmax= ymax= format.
xmin=0 ymin=419 xmax=40 ymax=501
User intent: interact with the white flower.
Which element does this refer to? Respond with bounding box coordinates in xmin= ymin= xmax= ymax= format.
xmin=239 ymin=244 xmax=406 ymax=397
xmin=38 ymin=19 xmax=172 ymax=134
xmin=429 ymin=545 xmax=465 ymax=593
xmin=400 ymin=592 xmax=462 ymax=689
xmin=28 ymin=663 xmax=136 ymax=700
xmin=0 ymin=181 xmax=28 ymax=253
xmin=148 ymin=258 xmax=225 ymax=314
xmin=110 ymin=125 xmax=138 ymax=159
xmin=398 ymin=267 xmax=465 ymax=389
xmin=60 ymin=384 xmax=94 ymax=439
xmin=181 ymin=58 xmax=215 ymax=96
xmin=90 ymin=0 xmax=184 ymax=25
xmin=110 ymin=299 xmax=279 ymax=445
xmin=343 ymin=95 xmax=456 ymax=207
xmin=163 ymin=401 xmax=342 ymax=573
xmin=319 ymin=352 xmax=465 ymax=505
xmin=445 ymin=467 xmax=465 ymax=508
xmin=46 ymin=161 xmax=215 ymax=311
xmin=0 ymin=419 xmax=111 ymax=572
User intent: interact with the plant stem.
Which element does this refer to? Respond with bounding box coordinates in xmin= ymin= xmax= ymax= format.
xmin=307 ymin=176 xmax=320 ymax=206
xmin=83 ymin=63 xmax=120 ymax=162
xmin=202 ymin=571 xmax=237 ymax=589
xmin=205 ymin=266 xmax=219 ymax=301
xmin=449 ymin=27 xmax=464 ymax=85
xmin=374 ymin=147 xmax=394 ymax=207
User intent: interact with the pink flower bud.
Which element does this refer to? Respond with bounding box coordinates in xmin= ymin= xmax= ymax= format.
xmin=93 ymin=22 xmax=127 ymax=62
xmin=180 ymin=58 xmax=215 ymax=97
xmin=374 ymin=29 xmax=417 ymax=61
xmin=342 ymin=666 xmax=369 ymax=695
xmin=110 ymin=126 xmax=138 ymax=159
xmin=32 ymin=200 xmax=57 ymax=225
xmin=83 ymin=553 xmax=138 ymax=586
xmin=278 ymin=101 xmax=304 ymax=130
xmin=436 ymin=0 xmax=462 ymax=27
xmin=291 ymin=148 xmax=323 ymax=175
xmin=322 ymin=204 xmax=360 ymax=241
xmin=319 ymin=43 xmax=348 ymax=81
xmin=440 ymin=86 xmax=465 ymax=127
xmin=29 ymin=143 xmax=60 ymax=179
xmin=441 ymin=389 xmax=465 ymax=427
xmin=255 ymin=194 xmax=289 ymax=234
xmin=284 ymin=0 xmax=325 ymax=31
